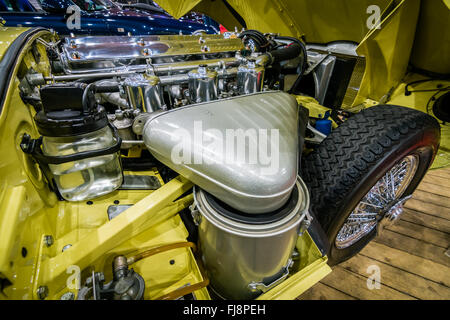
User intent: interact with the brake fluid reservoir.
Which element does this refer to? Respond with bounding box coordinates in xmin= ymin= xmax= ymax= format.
xmin=35 ymin=83 xmax=123 ymax=201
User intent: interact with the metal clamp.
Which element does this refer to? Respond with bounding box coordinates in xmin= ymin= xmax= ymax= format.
xmin=305 ymin=122 xmax=327 ymax=144
xmin=248 ymin=259 xmax=293 ymax=293
xmin=189 ymin=204 xmax=202 ymax=226
xmin=299 ymin=209 xmax=313 ymax=236
xmin=20 ymin=123 xmax=122 ymax=165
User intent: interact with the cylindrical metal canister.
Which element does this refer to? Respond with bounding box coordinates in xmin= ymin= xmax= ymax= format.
xmin=193 ymin=177 xmax=309 ymax=299
xmin=237 ymin=59 xmax=265 ymax=95
xmin=123 ymin=74 xmax=164 ymax=112
xmin=188 ymin=65 xmax=218 ymax=103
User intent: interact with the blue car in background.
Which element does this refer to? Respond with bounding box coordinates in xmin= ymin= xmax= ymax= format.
xmin=0 ymin=0 xmax=218 ymax=35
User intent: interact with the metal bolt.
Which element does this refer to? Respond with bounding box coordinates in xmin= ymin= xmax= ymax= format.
xmin=60 ymin=292 xmax=75 ymax=300
xmin=137 ymin=38 xmax=145 ymax=46
xmin=37 ymin=286 xmax=48 ymax=300
xmin=96 ymin=272 xmax=105 ymax=282
xmin=71 ymin=51 xmax=80 ymax=59
xmin=44 ymin=235 xmax=54 ymax=247
xmin=62 ymin=244 xmax=72 ymax=252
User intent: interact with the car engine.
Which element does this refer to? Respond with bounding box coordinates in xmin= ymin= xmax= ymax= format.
xmin=17 ymin=30 xmax=312 ymax=299
xmin=48 ymin=31 xmax=305 ymax=111
xmin=21 ymin=30 xmax=308 ymax=204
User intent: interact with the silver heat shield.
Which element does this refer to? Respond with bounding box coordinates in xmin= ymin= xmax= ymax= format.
xmin=142 ymin=91 xmax=299 ymax=214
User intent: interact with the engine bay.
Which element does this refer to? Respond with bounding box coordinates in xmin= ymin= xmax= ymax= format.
xmin=4 ymin=29 xmax=356 ymax=300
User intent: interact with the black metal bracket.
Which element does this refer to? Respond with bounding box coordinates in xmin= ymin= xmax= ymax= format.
xmin=20 ymin=124 xmax=122 ymax=165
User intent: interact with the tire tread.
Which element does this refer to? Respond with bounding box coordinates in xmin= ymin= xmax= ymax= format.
xmin=301 ymin=105 xmax=440 ymax=231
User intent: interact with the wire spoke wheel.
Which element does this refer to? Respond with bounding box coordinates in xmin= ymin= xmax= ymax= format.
xmin=302 ymin=105 xmax=440 ymax=265
xmin=335 ymin=155 xmax=418 ymax=249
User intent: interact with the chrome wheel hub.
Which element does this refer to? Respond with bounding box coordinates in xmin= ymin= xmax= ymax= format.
xmin=378 ymin=195 xmax=412 ymax=231
xmin=335 ymin=155 xmax=419 ymax=249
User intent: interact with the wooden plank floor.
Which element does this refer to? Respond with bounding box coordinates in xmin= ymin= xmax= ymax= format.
xmin=299 ymin=167 xmax=450 ymax=300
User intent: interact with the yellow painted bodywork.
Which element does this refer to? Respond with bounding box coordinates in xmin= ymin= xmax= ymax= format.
xmin=0 ymin=27 xmax=31 ymax=58
xmin=387 ymin=75 xmax=450 ymax=169
xmin=158 ymin=0 xmax=392 ymax=43
xmin=410 ymin=0 xmax=450 ymax=75
xmin=295 ymin=96 xmax=338 ymax=128
xmin=353 ymin=0 xmax=421 ymax=106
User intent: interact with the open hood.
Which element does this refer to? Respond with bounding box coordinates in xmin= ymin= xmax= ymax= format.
xmin=155 ymin=0 xmax=449 ymax=78
xmin=154 ymin=0 xmax=392 ymax=43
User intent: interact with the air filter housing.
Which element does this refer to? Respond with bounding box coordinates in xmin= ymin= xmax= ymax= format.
xmin=142 ymin=91 xmax=301 ymax=214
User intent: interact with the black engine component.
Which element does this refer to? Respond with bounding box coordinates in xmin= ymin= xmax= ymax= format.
xmin=36 ymin=82 xmax=108 ymax=136
xmin=432 ymin=91 xmax=450 ymax=122
xmin=112 ymin=255 xmax=145 ymax=300
xmin=77 ymin=256 xmax=145 ymax=300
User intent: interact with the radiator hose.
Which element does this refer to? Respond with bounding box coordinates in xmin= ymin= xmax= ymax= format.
xmin=269 ymin=42 xmax=302 ymax=64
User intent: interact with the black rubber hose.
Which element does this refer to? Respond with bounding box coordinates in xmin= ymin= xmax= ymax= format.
xmin=238 ymin=29 xmax=271 ymax=51
xmin=274 ymin=36 xmax=308 ymax=93
xmin=81 ymin=82 xmax=120 ymax=113
xmin=269 ymin=42 xmax=302 ymax=64
xmin=275 ymin=36 xmax=308 ymax=72
xmin=81 ymin=82 xmax=95 ymax=113
xmin=239 ymin=30 xmax=267 ymax=44
xmin=94 ymin=85 xmax=120 ymax=93
xmin=239 ymin=30 xmax=266 ymax=44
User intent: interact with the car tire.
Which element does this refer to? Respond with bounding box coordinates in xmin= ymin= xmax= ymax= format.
xmin=301 ymin=105 xmax=441 ymax=266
